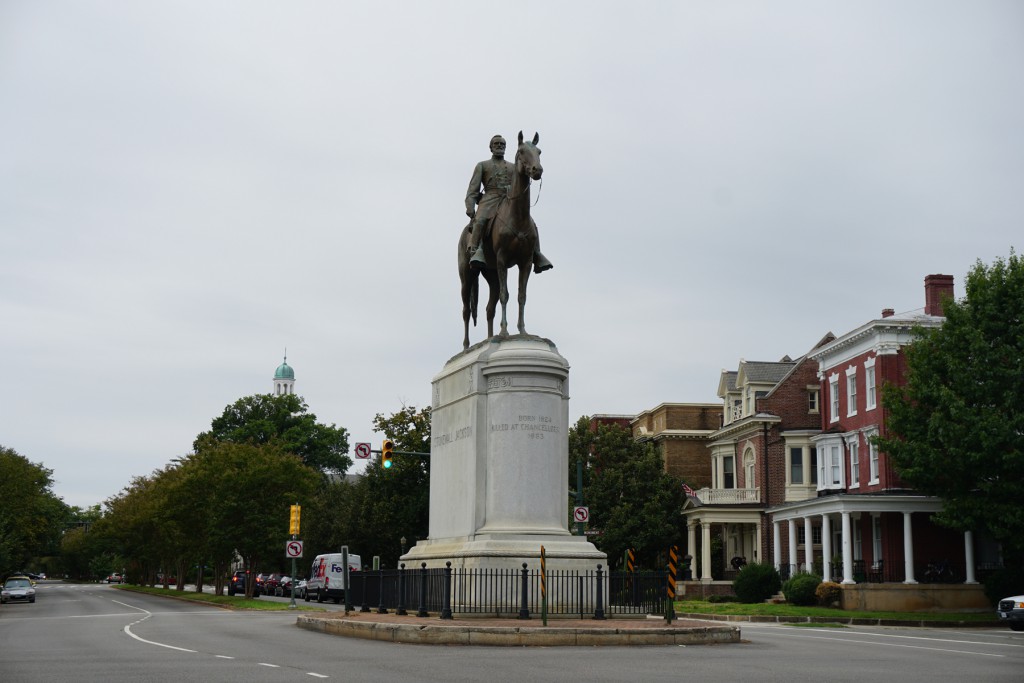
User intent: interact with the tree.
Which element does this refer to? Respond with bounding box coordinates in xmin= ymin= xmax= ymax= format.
xmin=321 ymin=406 xmax=431 ymax=567
xmin=194 ymin=394 xmax=351 ymax=474
xmin=0 ymin=445 xmax=69 ymax=574
xmin=879 ymin=251 xmax=1024 ymax=562
xmin=568 ymin=418 xmax=686 ymax=569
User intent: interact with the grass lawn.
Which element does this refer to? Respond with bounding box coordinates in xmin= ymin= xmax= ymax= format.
xmin=114 ymin=584 xmax=327 ymax=612
xmin=674 ymin=599 xmax=995 ymax=622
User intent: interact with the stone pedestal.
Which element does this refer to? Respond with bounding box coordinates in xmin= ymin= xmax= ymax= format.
xmin=402 ymin=335 xmax=605 ymax=572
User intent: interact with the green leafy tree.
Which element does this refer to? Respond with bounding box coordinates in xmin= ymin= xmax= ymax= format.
xmin=568 ymin=417 xmax=686 ymax=569
xmin=324 ymin=406 xmax=431 ymax=567
xmin=194 ymin=394 xmax=351 ymax=474
xmin=0 ymin=445 xmax=69 ymax=574
xmin=879 ymin=251 xmax=1024 ymax=562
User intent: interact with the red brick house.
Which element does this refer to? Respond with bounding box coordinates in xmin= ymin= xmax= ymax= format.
xmin=766 ymin=275 xmax=987 ymax=589
xmin=681 ymin=336 xmax=833 ymax=581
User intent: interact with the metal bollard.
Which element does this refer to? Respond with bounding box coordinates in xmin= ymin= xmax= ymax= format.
xmin=396 ymin=563 xmax=407 ymax=615
xmin=440 ymin=562 xmax=452 ymax=620
xmin=518 ymin=562 xmax=531 ymax=620
xmin=416 ymin=562 xmax=428 ymax=617
xmin=593 ymin=564 xmax=606 ymax=620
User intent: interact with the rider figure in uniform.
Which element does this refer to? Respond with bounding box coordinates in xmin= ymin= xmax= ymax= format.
xmin=465 ymin=134 xmax=553 ymax=273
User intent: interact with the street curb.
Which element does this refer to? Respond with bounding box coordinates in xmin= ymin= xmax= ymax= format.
xmin=677 ymin=612 xmax=1001 ymax=628
xmin=296 ymin=615 xmax=742 ymax=646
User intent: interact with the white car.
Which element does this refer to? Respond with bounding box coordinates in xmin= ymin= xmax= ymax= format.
xmin=2 ymin=577 xmax=36 ymax=604
xmin=997 ymin=594 xmax=1024 ymax=631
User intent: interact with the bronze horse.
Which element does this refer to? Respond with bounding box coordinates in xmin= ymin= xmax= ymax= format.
xmin=459 ymin=131 xmax=543 ymax=349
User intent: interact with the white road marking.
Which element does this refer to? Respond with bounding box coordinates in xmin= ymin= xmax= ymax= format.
xmin=258 ymin=663 xmax=280 ymax=668
xmin=215 ymin=655 xmax=234 ymax=659
xmin=752 ymin=629 xmax=1005 ymax=658
xmin=307 ymin=673 xmax=329 ymax=678
xmin=752 ymin=624 xmax=1024 ymax=650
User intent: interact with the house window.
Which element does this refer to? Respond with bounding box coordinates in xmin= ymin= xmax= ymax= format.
xmin=865 ymin=358 xmax=877 ymax=410
xmin=829 ymin=375 xmax=839 ymax=422
xmin=849 ymin=439 xmax=860 ymax=487
xmin=812 ymin=526 xmax=822 ymax=544
xmin=846 ymin=367 xmax=857 ymax=417
xmin=830 ymin=445 xmax=842 ymax=486
xmin=723 ymin=455 xmax=735 ymax=489
xmin=808 ymin=388 xmax=819 ymax=414
xmin=744 ymin=449 xmax=756 ymax=488
xmin=810 ymin=448 xmax=818 ymax=484
xmin=790 ymin=447 xmax=803 ymax=484
xmin=869 ymin=439 xmax=879 ymax=483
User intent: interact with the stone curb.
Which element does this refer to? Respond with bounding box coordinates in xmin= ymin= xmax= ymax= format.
xmin=677 ymin=612 xmax=1001 ymax=628
xmin=296 ymin=615 xmax=741 ymax=646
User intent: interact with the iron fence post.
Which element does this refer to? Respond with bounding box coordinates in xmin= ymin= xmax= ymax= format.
xmin=440 ymin=562 xmax=453 ymax=619
xmin=518 ymin=563 xmax=530 ymax=619
xmin=377 ymin=567 xmax=388 ymax=614
xmin=593 ymin=564 xmax=605 ymax=620
xmin=416 ymin=562 xmax=428 ymax=617
xmin=396 ymin=563 xmax=407 ymax=615
xmin=360 ymin=568 xmax=370 ymax=612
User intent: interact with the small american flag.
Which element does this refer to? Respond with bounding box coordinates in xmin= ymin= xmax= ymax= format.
xmin=682 ymin=483 xmax=695 ymax=497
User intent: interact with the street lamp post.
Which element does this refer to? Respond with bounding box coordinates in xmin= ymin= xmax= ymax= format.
xmin=400 ymin=536 xmax=407 ymax=556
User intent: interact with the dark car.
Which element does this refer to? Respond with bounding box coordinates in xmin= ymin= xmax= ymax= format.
xmin=227 ymin=570 xmax=261 ymax=597
xmin=263 ymin=573 xmax=283 ymax=595
xmin=997 ymin=594 xmax=1024 ymax=631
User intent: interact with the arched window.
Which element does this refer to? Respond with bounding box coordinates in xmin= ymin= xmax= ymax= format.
xmin=743 ymin=448 xmax=756 ymax=488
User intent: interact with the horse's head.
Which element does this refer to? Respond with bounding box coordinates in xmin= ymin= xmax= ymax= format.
xmin=515 ymin=130 xmax=543 ymax=181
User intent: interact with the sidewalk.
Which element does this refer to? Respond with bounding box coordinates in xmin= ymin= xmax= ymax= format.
xmin=297 ymin=611 xmax=742 ymax=646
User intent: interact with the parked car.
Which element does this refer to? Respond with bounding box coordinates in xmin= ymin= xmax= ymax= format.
xmin=997 ymin=594 xmax=1024 ymax=631
xmin=263 ymin=573 xmax=283 ymax=594
xmin=294 ymin=579 xmax=308 ymax=599
xmin=274 ymin=576 xmax=293 ymax=597
xmin=227 ymin=570 xmax=262 ymax=597
xmin=2 ymin=576 xmax=36 ymax=604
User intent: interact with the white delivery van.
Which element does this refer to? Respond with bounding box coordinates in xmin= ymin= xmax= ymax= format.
xmin=305 ymin=552 xmax=361 ymax=604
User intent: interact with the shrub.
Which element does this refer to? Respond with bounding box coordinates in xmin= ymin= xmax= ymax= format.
xmin=783 ymin=572 xmax=822 ymax=606
xmin=732 ymin=562 xmax=782 ymax=604
xmin=983 ymin=568 xmax=1024 ymax=606
xmin=815 ymin=581 xmax=842 ymax=607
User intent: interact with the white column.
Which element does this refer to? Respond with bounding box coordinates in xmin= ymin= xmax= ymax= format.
xmin=773 ymin=520 xmax=781 ymax=571
xmin=754 ymin=521 xmax=762 ymax=564
xmin=701 ymin=522 xmax=713 ymax=582
xmin=822 ymin=514 xmax=833 ymax=582
xmin=803 ymin=517 xmax=814 ymax=573
xmin=964 ymin=530 xmax=977 ymax=584
xmin=687 ymin=522 xmax=697 ymax=579
xmin=903 ymin=511 xmax=917 ymax=584
xmin=841 ymin=512 xmax=854 ymax=584
xmin=787 ymin=519 xmax=798 ymax=575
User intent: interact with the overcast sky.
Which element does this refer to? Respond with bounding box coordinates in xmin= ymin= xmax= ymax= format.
xmin=2 ymin=1 xmax=1021 ymax=509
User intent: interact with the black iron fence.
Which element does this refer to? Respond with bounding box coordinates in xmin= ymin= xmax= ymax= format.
xmin=339 ymin=563 xmax=671 ymax=619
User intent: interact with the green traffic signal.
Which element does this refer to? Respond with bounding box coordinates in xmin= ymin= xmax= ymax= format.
xmin=382 ymin=439 xmax=395 ymax=469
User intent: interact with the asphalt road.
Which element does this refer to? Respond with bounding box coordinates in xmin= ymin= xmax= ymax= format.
xmin=1 ymin=581 xmax=1022 ymax=682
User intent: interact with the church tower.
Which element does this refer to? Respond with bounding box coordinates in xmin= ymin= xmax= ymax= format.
xmin=273 ymin=353 xmax=295 ymax=395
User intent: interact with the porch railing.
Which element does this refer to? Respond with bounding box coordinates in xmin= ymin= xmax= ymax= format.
xmin=694 ymin=487 xmax=761 ymax=504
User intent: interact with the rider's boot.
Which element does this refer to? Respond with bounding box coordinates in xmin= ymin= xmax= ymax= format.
xmin=470 ymin=246 xmax=487 ymax=270
xmin=533 ymin=248 xmax=553 ymax=274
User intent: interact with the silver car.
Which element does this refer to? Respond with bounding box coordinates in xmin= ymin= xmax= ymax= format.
xmin=2 ymin=577 xmax=36 ymax=604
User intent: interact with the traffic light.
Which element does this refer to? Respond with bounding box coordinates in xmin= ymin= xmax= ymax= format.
xmin=381 ymin=439 xmax=395 ymax=469
xmin=289 ymin=504 xmax=301 ymax=535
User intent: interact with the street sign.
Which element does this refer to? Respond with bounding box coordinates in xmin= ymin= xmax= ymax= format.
xmin=572 ymin=506 xmax=590 ymax=523
xmin=584 ymin=529 xmax=603 ymax=536
xmin=286 ymin=540 xmax=304 ymax=558
xmin=354 ymin=442 xmax=372 ymax=459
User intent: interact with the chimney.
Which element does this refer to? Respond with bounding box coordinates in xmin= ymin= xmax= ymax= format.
xmin=881 ymin=308 xmax=894 ymax=318
xmin=924 ymin=274 xmax=954 ymax=316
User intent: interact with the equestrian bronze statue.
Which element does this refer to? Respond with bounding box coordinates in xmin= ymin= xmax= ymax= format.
xmin=460 ymin=131 xmax=549 ymax=349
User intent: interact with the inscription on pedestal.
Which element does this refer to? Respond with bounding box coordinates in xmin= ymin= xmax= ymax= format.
xmin=432 ymin=425 xmax=474 ymax=449
xmin=489 ymin=413 xmax=561 ymax=441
